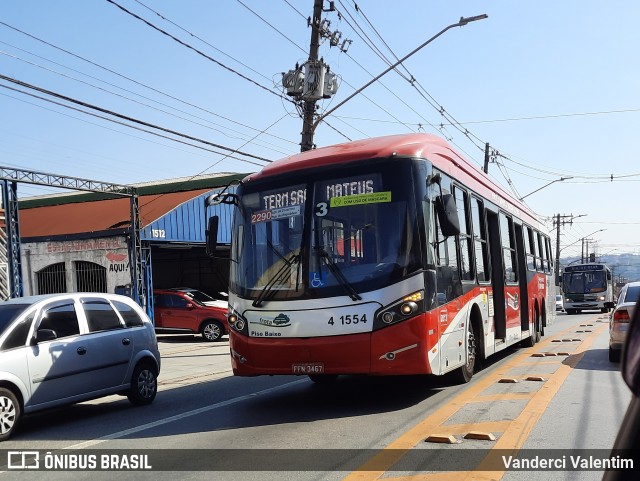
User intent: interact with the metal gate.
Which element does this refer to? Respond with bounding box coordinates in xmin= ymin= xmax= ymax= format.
xmin=36 ymin=262 xmax=67 ymax=295
xmin=75 ymin=261 xmax=108 ymax=293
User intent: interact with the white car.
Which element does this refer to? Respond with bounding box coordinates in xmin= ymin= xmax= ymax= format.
xmin=609 ymin=281 xmax=640 ymax=362
xmin=0 ymin=293 xmax=161 ymax=441
xmin=555 ymin=294 xmax=564 ymax=312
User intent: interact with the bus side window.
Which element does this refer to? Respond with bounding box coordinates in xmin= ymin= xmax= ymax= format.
xmin=453 ymin=186 xmax=474 ymax=282
xmin=544 ymin=236 xmax=553 ymax=273
xmin=471 ymin=196 xmax=490 ymax=283
xmin=499 ymin=213 xmax=518 ymax=284
xmin=525 ymin=227 xmax=536 ymax=271
xmin=536 ymin=232 xmax=545 ymax=273
xmin=433 ymin=200 xmax=462 ymax=303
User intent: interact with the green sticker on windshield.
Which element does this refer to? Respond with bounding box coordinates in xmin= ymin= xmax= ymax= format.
xmin=329 ymin=191 xmax=391 ymax=207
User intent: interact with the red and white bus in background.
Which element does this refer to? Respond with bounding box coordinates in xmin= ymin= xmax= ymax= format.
xmin=207 ymin=133 xmax=555 ymax=383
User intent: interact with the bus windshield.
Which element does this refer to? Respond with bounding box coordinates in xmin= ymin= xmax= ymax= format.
xmin=563 ymin=270 xmax=607 ymax=294
xmin=230 ymin=161 xmax=423 ymax=301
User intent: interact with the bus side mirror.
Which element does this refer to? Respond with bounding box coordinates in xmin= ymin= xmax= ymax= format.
xmin=435 ymin=194 xmax=460 ymax=237
xmin=205 ymin=216 xmax=219 ymax=257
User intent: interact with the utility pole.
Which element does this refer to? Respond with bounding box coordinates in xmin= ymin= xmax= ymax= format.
xmin=483 ymin=143 xmax=490 ymax=174
xmin=282 ymin=1 xmax=344 ymax=152
xmin=554 ymin=213 xmax=586 ymax=286
xmin=300 ymin=0 xmax=324 ymax=152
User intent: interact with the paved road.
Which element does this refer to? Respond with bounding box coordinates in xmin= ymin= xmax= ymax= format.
xmin=0 ymin=313 xmax=632 ymax=480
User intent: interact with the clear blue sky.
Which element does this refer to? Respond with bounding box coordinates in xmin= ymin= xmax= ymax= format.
xmin=1 ymin=1 xmax=639 ymax=259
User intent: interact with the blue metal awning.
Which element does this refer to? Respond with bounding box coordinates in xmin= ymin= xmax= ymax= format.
xmin=141 ymin=188 xmax=234 ymax=243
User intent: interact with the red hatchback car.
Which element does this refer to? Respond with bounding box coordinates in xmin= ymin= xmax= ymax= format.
xmin=153 ymin=288 xmax=228 ymax=341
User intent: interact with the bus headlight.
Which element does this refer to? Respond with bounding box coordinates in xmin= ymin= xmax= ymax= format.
xmin=374 ymin=291 xmax=424 ymax=331
xmin=228 ymin=308 xmax=248 ymax=336
xmin=400 ymin=302 xmax=418 ymax=316
xmin=382 ymin=312 xmax=395 ymax=324
xmin=598 ymin=296 xmax=605 ymax=301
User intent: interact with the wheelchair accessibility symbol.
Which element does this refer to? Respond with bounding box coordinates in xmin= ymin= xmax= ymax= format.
xmin=310 ymin=272 xmax=325 ymax=288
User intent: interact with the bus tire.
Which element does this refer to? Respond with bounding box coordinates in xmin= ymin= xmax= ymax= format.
xmin=454 ymin=326 xmax=476 ymax=384
xmin=521 ymin=309 xmax=539 ymax=348
xmin=521 ymin=332 xmax=536 ymax=348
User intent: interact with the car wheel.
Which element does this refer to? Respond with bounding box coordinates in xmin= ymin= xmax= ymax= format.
xmin=609 ymin=347 xmax=621 ymax=363
xmin=201 ymin=320 xmax=224 ymax=342
xmin=127 ymin=362 xmax=158 ymax=406
xmin=0 ymin=388 xmax=21 ymax=442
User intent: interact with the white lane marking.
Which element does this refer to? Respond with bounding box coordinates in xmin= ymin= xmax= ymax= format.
xmin=66 ymin=379 xmax=308 ymax=450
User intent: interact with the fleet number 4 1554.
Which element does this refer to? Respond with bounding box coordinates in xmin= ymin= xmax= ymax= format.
xmin=328 ymin=314 xmax=367 ymax=325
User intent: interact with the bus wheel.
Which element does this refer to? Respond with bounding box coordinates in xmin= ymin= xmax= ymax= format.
xmin=521 ymin=312 xmax=539 ymax=348
xmin=454 ymin=327 xmax=476 ymax=384
xmin=601 ymin=307 xmax=609 ymax=314
xmin=521 ymin=331 xmax=536 ymax=348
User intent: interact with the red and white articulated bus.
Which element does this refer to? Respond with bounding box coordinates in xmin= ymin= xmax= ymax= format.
xmin=207 ymin=133 xmax=555 ymax=383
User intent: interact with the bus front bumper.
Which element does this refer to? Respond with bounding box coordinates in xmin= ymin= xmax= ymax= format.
xmin=228 ymin=315 xmax=434 ymax=376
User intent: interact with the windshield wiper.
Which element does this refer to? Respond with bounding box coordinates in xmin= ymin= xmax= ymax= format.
xmin=315 ymin=246 xmax=362 ymax=302
xmin=252 ymin=254 xmax=300 ymax=307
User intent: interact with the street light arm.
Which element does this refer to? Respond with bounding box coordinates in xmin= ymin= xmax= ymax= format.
xmin=559 ymin=228 xmax=606 ymax=254
xmin=310 ymin=14 xmax=488 ymax=134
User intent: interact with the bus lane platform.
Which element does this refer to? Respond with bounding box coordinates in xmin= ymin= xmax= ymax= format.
xmin=339 ymin=312 xmax=631 ymax=481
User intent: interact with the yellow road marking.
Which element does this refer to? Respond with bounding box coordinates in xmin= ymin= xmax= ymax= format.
xmin=468 ymin=393 xmax=534 ymax=403
xmin=341 ymin=314 xmax=606 ymax=481
xmin=432 ymin=420 xmax=512 ymax=435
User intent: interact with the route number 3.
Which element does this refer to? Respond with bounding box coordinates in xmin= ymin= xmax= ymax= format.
xmin=315 ymin=202 xmax=328 ymax=217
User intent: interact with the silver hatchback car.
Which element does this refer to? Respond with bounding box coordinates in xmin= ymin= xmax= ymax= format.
xmin=0 ymin=293 xmax=161 ymax=441
xmin=609 ymin=282 xmax=640 ymax=362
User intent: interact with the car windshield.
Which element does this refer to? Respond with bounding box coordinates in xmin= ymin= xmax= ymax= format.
xmin=182 ymin=290 xmax=215 ymax=304
xmin=556 ymin=295 xmax=562 ymax=301
xmin=0 ymin=304 xmax=30 ymax=335
xmin=230 ymin=160 xmax=422 ymax=301
xmin=210 ymin=291 xmax=228 ymax=302
xmin=563 ymin=270 xmax=607 ymax=294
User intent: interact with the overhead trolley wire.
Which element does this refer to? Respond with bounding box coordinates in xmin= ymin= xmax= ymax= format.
xmin=235 ymin=0 xmax=307 ymax=55
xmin=141 ymin=113 xmax=290 ymax=210
xmin=0 ymin=90 xmax=260 ymax=170
xmin=133 ymin=0 xmax=276 ymax=84
xmin=104 ymin=0 xmax=293 ymax=103
xmin=0 ymin=49 xmax=292 ymax=156
xmin=0 ymin=21 xmax=298 ymax=147
xmin=0 ymin=74 xmax=273 ymax=165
